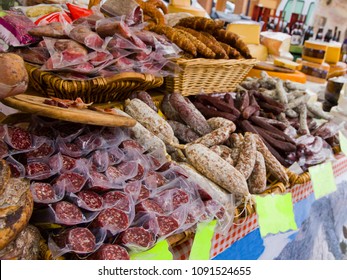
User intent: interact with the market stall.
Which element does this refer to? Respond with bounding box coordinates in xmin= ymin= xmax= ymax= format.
xmin=0 ymin=0 xmax=346 ymax=261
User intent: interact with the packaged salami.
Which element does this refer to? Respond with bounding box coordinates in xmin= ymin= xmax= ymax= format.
xmin=107 ymin=147 xmax=124 ymax=166
xmin=87 ymin=170 xmax=116 ymax=192
xmin=67 ymin=191 xmax=104 ymax=212
xmin=6 ymin=156 xmax=25 ymax=178
xmin=102 ymin=190 xmax=134 ymax=213
xmin=88 ymin=149 xmax=109 ymax=173
xmin=118 ymin=226 xmax=156 ymax=253
xmin=89 ymin=243 xmax=130 ymax=260
xmin=25 ymin=138 xmax=56 ymax=161
xmin=25 ymin=159 xmax=60 ymax=181
xmin=53 ymin=122 xmax=85 ymax=143
xmin=30 ymin=181 xmax=65 ymax=204
xmin=124 ymin=180 xmax=150 ymax=203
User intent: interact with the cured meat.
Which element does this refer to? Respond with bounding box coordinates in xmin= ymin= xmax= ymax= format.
xmin=55 ymin=172 xmax=86 ymax=193
xmin=61 ymin=155 xmax=77 ymax=171
xmin=156 ymin=188 xmax=190 ymax=211
xmin=107 ymin=148 xmax=124 ymax=165
xmin=102 ymin=191 xmax=130 ymax=211
xmin=25 ymin=142 xmax=54 ymax=160
xmin=204 ymin=199 xmax=225 ymax=220
xmin=54 ymin=201 xmax=83 ymax=224
xmin=6 ymin=127 xmax=32 ymax=150
xmin=124 ymin=183 xmax=150 ymax=201
xmin=88 ymin=171 xmax=112 ymax=191
xmin=91 ymin=244 xmax=130 ymax=260
xmin=117 ymin=161 xmax=144 ymax=181
xmin=144 ymin=171 xmax=166 ymax=188
xmin=31 ymin=182 xmax=55 ymax=202
xmin=55 ymin=227 xmax=96 ymax=253
xmin=135 ymin=199 xmax=164 ymax=214
xmin=77 ymin=191 xmax=103 ymax=210
xmin=69 ymin=25 xmax=104 ymax=50
xmin=95 ymin=207 xmax=129 ymax=233
xmin=105 ymin=166 xmax=124 ymax=181
xmin=119 ymin=227 xmax=155 ymax=248
xmin=90 ymin=150 xmax=109 ymax=172
xmin=119 ymin=139 xmax=145 ymax=153
xmin=156 ymin=215 xmax=179 ymax=236
xmin=25 ymin=162 xmax=52 ymax=180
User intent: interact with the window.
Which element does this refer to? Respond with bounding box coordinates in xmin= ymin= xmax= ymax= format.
xmin=283 ymin=0 xmax=293 ymax=23
xmin=305 ymin=2 xmax=316 ymax=25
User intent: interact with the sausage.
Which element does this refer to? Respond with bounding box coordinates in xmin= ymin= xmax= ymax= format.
xmin=120 ymin=139 xmax=145 ymax=153
xmin=55 ymin=172 xmax=86 ymax=193
xmin=169 ymin=92 xmax=211 ymax=136
xmin=124 ymin=182 xmax=150 ymax=201
xmin=54 ymin=201 xmax=83 ymax=225
xmin=31 ymin=182 xmax=55 ymax=202
xmin=119 ymin=227 xmax=155 ymax=248
xmin=209 ymin=145 xmax=234 ymax=166
xmin=91 ymin=244 xmax=130 ymax=260
xmin=61 ymin=155 xmax=77 ymax=171
xmin=6 ymin=126 xmax=32 ymax=150
xmin=124 ymin=98 xmax=183 ymax=149
xmin=167 ymin=120 xmax=200 ymax=143
xmin=254 ymin=116 xmax=288 ymax=131
xmin=235 ymin=132 xmax=257 ymax=180
xmin=257 ymin=101 xmax=284 ymax=115
xmin=156 ymin=188 xmax=190 ymax=211
xmin=69 ymin=25 xmax=104 ymax=50
xmin=135 ymin=199 xmax=164 ymax=214
xmin=196 ymin=95 xmax=241 ymax=117
xmin=275 ymin=79 xmax=288 ymax=105
xmin=242 ymin=105 xmax=260 ymax=119
xmin=144 ymin=171 xmax=166 ymax=188
xmin=156 ymin=215 xmax=179 ymax=237
xmin=160 ymin=94 xmax=183 ymax=123
xmin=102 ymin=191 xmax=130 ymax=212
xmin=228 ymin=133 xmax=244 ymax=163
xmin=129 ymin=91 xmax=158 ymax=113
xmin=253 ymin=134 xmax=289 ymax=185
xmin=192 ymin=124 xmax=235 ymax=147
xmin=25 ymin=142 xmax=54 ymax=160
xmin=193 ymin=101 xmax=238 ymax=122
xmin=54 ymin=227 xmax=96 ymax=253
xmin=298 ymin=104 xmax=310 ymax=135
xmin=248 ymin=152 xmax=267 ymax=194
xmin=207 ymin=117 xmax=236 ymax=130
xmin=94 ymin=207 xmax=129 ymax=233
xmin=77 ymin=191 xmax=103 ymax=211
xmin=185 ymin=144 xmax=249 ymax=196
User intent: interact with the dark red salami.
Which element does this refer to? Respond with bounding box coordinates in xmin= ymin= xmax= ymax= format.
xmin=7 ymin=126 xmax=32 ymax=150
xmin=56 ymin=172 xmax=86 ymax=193
xmin=54 ymin=201 xmax=83 ymax=224
xmin=64 ymin=143 xmax=81 ymax=155
xmin=156 ymin=215 xmax=179 ymax=236
xmin=156 ymin=188 xmax=190 ymax=212
xmin=105 ymin=166 xmax=124 ymax=181
xmin=135 ymin=199 xmax=164 ymax=214
xmin=172 ymin=189 xmax=190 ymax=209
xmin=91 ymin=244 xmax=130 ymax=260
xmin=144 ymin=171 xmax=166 ymax=188
xmin=125 ymin=183 xmax=150 ymax=201
xmin=95 ymin=207 xmax=129 ymax=233
xmin=61 ymin=155 xmax=77 ymax=171
xmin=185 ymin=213 xmax=196 ymax=225
xmin=32 ymin=182 xmax=55 ymax=201
xmin=204 ymin=200 xmax=225 ymax=220
xmin=91 ymin=150 xmax=108 ymax=172
xmin=197 ymin=187 xmax=213 ymax=201
xmin=54 ymin=122 xmax=84 ymax=140
xmin=107 ymin=148 xmax=124 ymax=165
xmin=26 ymin=142 xmax=54 ymax=159
xmin=146 ymin=155 xmax=162 ymax=170
xmin=117 ymin=161 xmax=144 ymax=181
xmin=119 ymin=139 xmax=144 ymax=153
xmin=8 ymin=161 xmax=24 ymax=178
xmin=119 ymin=227 xmax=155 ymax=248
xmin=56 ymin=227 xmax=96 ymax=253
xmin=102 ymin=191 xmax=130 ymax=211
xmin=77 ymin=190 xmax=103 ymax=210
xmin=26 ymin=161 xmax=51 ymax=179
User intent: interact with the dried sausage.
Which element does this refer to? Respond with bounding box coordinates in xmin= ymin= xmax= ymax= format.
xmin=6 ymin=127 xmax=32 ymax=150
xmin=54 ymin=201 xmax=83 ymax=225
xmin=248 ymin=152 xmax=267 ymax=194
xmin=95 ymin=207 xmax=129 ymax=233
xmin=156 ymin=215 xmax=179 ymax=236
xmin=91 ymin=244 xmax=130 ymax=260
xmin=235 ymin=132 xmax=257 ymax=180
xmin=102 ymin=191 xmax=130 ymax=211
xmin=135 ymin=199 xmax=164 ymax=214
xmin=119 ymin=227 xmax=155 ymax=248
xmin=77 ymin=191 xmax=103 ymax=210
xmin=31 ymin=182 xmax=55 ymax=202
xmin=55 ymin=172 xmax=86 ymax=193
xmin=55 ymin=227 xmax=96 ymax=253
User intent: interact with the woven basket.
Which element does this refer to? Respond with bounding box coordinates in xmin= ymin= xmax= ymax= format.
xmin=163 ymin=58 xmax=257 ymax=96
xmin=25 ymin=63 xmax=164 ymax=103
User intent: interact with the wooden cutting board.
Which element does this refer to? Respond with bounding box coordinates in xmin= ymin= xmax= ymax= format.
xmin=1 ymin=94 xmax=136 ymax=127
xmin=255 ymin=61 xmax=296 ymax=73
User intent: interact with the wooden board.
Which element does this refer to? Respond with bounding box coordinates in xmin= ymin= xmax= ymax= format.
xmin=255 ymin=61 xmax=295 ymax=73
xmin=0 ymin=94 xmax=136 ymax=127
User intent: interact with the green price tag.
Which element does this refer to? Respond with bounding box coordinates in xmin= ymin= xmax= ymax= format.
xmin=255 ymin=193 xmax=297 ymax=237
xmin=130 ymin=240 xmax=173 ymax=260
xmin=189 ymin=220 xmax=217 ymax=260
xmin=309 ymin=161 xmax=337 ymax=199
xmin=339 ymin=131 xmax=347 ymax=156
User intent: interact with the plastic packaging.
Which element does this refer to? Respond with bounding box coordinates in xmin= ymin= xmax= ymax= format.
xmin=30 ymin=181 xmax=65 ymax=204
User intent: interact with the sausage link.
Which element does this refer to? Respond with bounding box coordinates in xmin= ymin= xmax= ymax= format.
xmin=210 ymin=145 xmax=234 ymax=166
xmin=207 ymin=117 xmax=236 ymax=130
xmin=235 ymin=132 xmax=257 ymax=180
xmin=192 ymin=124 xmax=235 ymax=147
xmin=248 ymin=151 xmax=267 ymax=194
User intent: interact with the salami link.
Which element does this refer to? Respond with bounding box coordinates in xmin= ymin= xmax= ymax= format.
xmin=156 ymin=215 xmax=179 ymax=236
xmin=119 ymin=139 xmax=145 ymax=153
xmin=55 ymin=172 xmax=86 ymax=193
xmin=144 ymin=171 xmax=166 ymax=188
xmin=26 ymin=161 xmax=52 ymax=180
xmin=95 ymin=207 xmax=129 ymax=233
xmin=248 ymin=152 xmax=267 ymax=194
xmin=6 ymin=127 xmax=32 ymax=150
xmin=26 ymin=142 xmax=54 ymax=159
xmin=91 ymin=244 xmax=130 ymax=260
xmin=135 ymin=199 xmax=164 ymax=214
xmin=55 ymin=227 xmax=96 ymax=253
xmin=235 ymin=132 xmax=257 ymax=180
xmin=54 ymin=201 xmax=83 ymax=224
xmin=102 ymin=191 xmax=130 ymax=211
xmin=31 ymin=182 xmax=55 ymax=202
xmin=124 ymin=183 xmax=150 ymax=201
xmin=119 ymin=227 xmax=155 ymax=248
xmin=61 ymin=155 xmax=77 ymax=171
xmin=77 ymin=190 xmax=104 ymax=210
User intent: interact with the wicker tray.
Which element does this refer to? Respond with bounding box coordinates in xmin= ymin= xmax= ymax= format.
xmin=25 ymin=63 xmax=164 ymax=103
xmin=163 ymin=58 xmax=257 ymax=96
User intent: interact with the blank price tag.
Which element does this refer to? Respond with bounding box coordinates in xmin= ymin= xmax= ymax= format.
xmin=189 ymin=220 xmax=217 ymax=260
xmin=130 ymin=240 xmax=173 ymax=260
xmin=255 ymin=193 xmax=297 ymax=237
xmin=309 ymin=161 xmax=337 ymax=200
xmin=339 ymin=131 xmax=347 ymax=156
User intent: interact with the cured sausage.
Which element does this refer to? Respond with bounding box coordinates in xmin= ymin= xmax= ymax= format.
xmin=209 ymin=145 xmax=234 ymax=166
xmin=119 ymin=227 xmax=155 ymax=248
xmin=25 ymin=162 xmax=52 ymax=180
xmin=124 ymin=182 xmax=150 ymax=201
xmin=248 ymin=152 xmax=267 ymax=194
xmin=235 ymin=132 xmax=257 ymax=180
xmin=91 ymin=244 xmax=130 ymax=260
xmin=102 ymin=191 xmax=130 ymax=211
xmin=156 ymin=215 xmax=179 ymax=236
xmin=31 ymin=182 xmax=55 ymax=202
xmin=135 ymin=199 xmax=164 ymax=214
xmin=160 ymin=94 xmax=183 ymax=123
xmin=94 ymin=207 xmax=129 ymax=233
xmin=167 ymin=120 xmax=200 ymax=144
xmin=207 ymin=117 xmax=236 ymax=130
xmin=119 ymin=139 xmax=145 ymax=153
xmin=55 ymin=172 xmax=86 ymax=193
xmin=77 ymin=191 xmax=103 ymax=210
xmin=144 ymin=171 xmax=166 ymax=188
xmin=61 ymin=155 xmax=77 ymax=171
xmin=55 ymin=227 xmax=96 ymax=253
xmin=26 ymin=142 xmax=54 ymax=160
xmin=54 ymin=201 xmax=83 ymax=225
xmin=192 ymin=124 xmax=235 ymax=147
xmin=6 ymin=126 xmax=32 ymax=150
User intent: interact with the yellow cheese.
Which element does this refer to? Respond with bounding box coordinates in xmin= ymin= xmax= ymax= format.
xmin=247 ymin=44 xmax=268 ymax=61
xmin=302 ymin=40 xmax=328 ymax=64
xmin=247 ymin=69 xmax=307 ymax=84
xmin=226 ymin=21 xmax=261 ymax=45
xmin=168 ymin=4 xmax=206 ymax=16
xmin=274 ymin=58 xmax=301 ymax=71
xmin=325 ymin=42 xmax=342 ymax=64
xmin=170 ymin=0 xmax=191 ymax=7
xmin=260 ymin=31 xmax=291 ymax=56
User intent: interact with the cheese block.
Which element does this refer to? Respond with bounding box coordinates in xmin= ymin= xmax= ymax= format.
xmin=302 ymin=40 xmax=328 ymax=64
xmin=247 ymin=68 xmax=307 ymax=84
xmin=298 ymin=59 xmax=330 ymax=84
xmin=170 ymin=0 xmax=191 ymax=7
xmin=274 ymin=58 xmax=301 ymax=71
xmin=260 ymin=31 xmax=291 ymax=56
xmin=168 ymin=4 xmax=206 ymax=16
xmin=226 ymin=21 xmax=261 ymax=45
xmin=325 ymin=42 xmax=342 ymax=65
xmin=247 ymin=44 xmax=268 ymax=61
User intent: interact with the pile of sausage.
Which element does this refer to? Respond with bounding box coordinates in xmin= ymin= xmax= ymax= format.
xmin=0 ymin=115 xmax=232 ymax=260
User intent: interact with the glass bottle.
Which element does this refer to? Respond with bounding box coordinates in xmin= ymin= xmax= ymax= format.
xmin=324 ymin=29 xmax=333 ymax=42
xmin=316 ymin=27 xmax=324 ymax=40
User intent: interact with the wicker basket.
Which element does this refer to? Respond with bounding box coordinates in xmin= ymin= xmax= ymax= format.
xmin=163 ymin=58 xmax=257 ymax=96
xmin=25 ymin=63 xmax=164 ymax=103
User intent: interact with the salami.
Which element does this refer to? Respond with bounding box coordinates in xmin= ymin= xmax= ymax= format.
xmin=156 ymin=215 xmax=179 ymax=236
xmin=157 ymin=188 xmax=190 ymax=211
xmin=55 ymin=227 xmax=96 ymax=253
xmin=102 ymin=191 xmax=130 ymax=211
xmin=8 ymin=160 xmax=25 ymax=178
xmin=120 ymin=139 xmax=144 ymax=153
xmin=91 ymin=244 xmax=130 ymax=260
xmin=95 ymin=207 xmax=129 ymax=233
xmin=204 ymin=199 xmax=225 ymax=220
xmin=56 ymin=172 xmax=86 ymax=193
xmin=107 ymin=148 xmax=124 ymax=165
xmin=105 ymin=165 xmax=124 ymax=181
xmin=119 ymin=227 xmax=155 ymax=248
xmin=90 ymin=150 xmax=109 ymax=172
xmin=135 ymin=199 xmax=164 ymax=214
xmin=31 ymin=182 xmax=55 ymax=202
xmin=61 ymin=155 xmax=77 ymax=171
xmin=117 ymin=161 xmax=144 ymax=181
xmin=6 ymin=126 xmax=32 ymax=150
xmin=144 ymin=171 xmax=166 ymax=188
xmin=88 ymin=171 xmax=112 ymax=190
xmin=26 ymin=142 xmax=54 ymax=160
xmin=124 ymin=183 xmax=150 ymax=201
xmin=77 ymin=190 xmax=103 ymax=210
xmin=54 ymin=201 xmax=83 ymax=224
xmin=26 ymin=161 xmax=52 ymax=180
